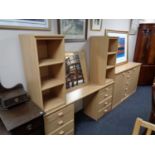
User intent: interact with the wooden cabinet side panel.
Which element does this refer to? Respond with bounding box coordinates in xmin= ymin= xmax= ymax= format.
xmin=19 ymin=35 xmax=43 ymax=109
xmin=90 ymin=37 xmax=108 ymax=84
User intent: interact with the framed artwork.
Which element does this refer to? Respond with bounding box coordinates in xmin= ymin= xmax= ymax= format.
xmin=0 ymin=19 xmax=51 ymax=30
xmin=91 ymin=19 xmax=102 ymax=31
xmin=65 ymin=51 xmax=88 ymax=90
xmin=106 ymin=29 xmax=128 ymax=65
xmin=58 ymin=19 xmax=88 ymax=42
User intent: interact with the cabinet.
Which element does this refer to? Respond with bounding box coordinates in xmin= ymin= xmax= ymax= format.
xmin=0 ymin=101 xmax=44 ymax=135
xmin=134 ymin=24 xmax=155 ymax=85
xmin=19 ymin=35 xmax=74 ymax=135
xmin=113 ymin=62 xmax=141 ymax=108
xmin=84 ymin=80 xmax=114 ymax=120
xmin=90 ymin=36 xmax=117 ymax=84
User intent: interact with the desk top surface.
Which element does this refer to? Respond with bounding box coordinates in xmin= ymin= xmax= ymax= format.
xmin=66 ymin=79 xmax=114 ymax=105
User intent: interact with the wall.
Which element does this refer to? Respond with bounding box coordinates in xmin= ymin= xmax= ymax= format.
xmin=0 ymin=19 xmax=137 ymax=111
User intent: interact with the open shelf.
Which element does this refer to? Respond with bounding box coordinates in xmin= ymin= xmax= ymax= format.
xmin=108 ymin=51 xmax=117 ymax=55
xmin=41 ymin=79 xmax=64 ymax=91
xmin=106 ymin=68 xmax=115 ymax=79
xmin=37 ymin=39 xmax=64 ymax=64
xmin=107 ymin=54 xmax=116 ymax=66
xmin=108 ymin=38 xmax=118 ymax=53
xmin=43 ymin=85 xmax=65 ymax=112
xmin=40 ymin=63 xmax=65 ymax=91
xmin=106 ymin=65 xmax=115 ymax=70
xmin=39 ymin=59 xmax=64 ymax=67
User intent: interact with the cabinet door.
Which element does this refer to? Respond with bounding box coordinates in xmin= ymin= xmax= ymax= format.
xmin=113 ymin=73 xmax=125 ymax=108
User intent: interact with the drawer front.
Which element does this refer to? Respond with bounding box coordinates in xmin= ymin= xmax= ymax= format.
xmin=44 ymin=104 xmax=74 ymax=134
xmin=50 ymin=120 xmax=74 ymax=135
xmin=97 ymin=97 xmax=112 ymax=109
xmin=98 ymin=84 xmax=113 ymax=101
xmin=97 ymin=104 xmax=111 ymax=119
xmin=11 ymin=116 xmax=44 ymax=135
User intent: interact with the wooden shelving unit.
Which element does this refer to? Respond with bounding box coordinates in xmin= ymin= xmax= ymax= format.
xmin=19 ymin=35 xmax=66 ymax=112
xmin=106 ymin=37 xmax=117 ymax=79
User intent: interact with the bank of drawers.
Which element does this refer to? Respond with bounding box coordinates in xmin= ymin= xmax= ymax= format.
xmin=44 ymin=104 xmax=74 ymax=135
xmin=84 ymin=84 xmax=113 ymax=120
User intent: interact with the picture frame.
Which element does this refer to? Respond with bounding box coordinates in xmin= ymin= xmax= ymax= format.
xmin=58 ymin=19 xmax=88 ymax=42
xmin=106 ymin=29 xmax=128 ymax=65
xmin=0 ymin=19 xmax=51 ymax=31
xmin=91 ymin=19 xmax=102 ymax=31
xmin=65 ymin=50 xmax=88 ymax=91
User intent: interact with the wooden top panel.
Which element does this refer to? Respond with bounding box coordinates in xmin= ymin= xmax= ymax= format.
xmin=66 ymin=79 xmax=114 ymax=104
xmin=115 ymin=62 xmax=141 ymax=74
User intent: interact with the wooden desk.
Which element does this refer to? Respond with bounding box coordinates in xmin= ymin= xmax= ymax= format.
xmin=66 ymin=79 xmax=114 ymax=105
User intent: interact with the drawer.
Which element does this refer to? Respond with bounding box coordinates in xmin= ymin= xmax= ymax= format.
xmin=44 ymin=104 xmax=74 ymax=134
xmin=98 ymin=85 xmax=113 ymax=100
xmin=50 ymin=120 xmax=74 ymax=135
xmin=97 ymin=97 xmax=112 ymax=109
xmin=10 ymin=116 xmax=44 ymax=135
xmin=97 ymin=104 xmax=111 ymax=119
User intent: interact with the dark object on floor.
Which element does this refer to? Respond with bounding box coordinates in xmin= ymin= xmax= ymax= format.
xmin=75 ymin=86 xmax=152 ymax=135
xmin=0 ymin=83 xmax=30 ymax=110
xmin=134 ymin=24 xmax=155 ymax=85
xmin=0 ymin=101 xmax=44 ymax=135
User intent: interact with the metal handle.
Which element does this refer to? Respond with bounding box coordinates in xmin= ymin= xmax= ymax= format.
xmin=59 ymin=130 xmax=65 ymax=135
xmin=58 ymin=120 xmax=64 ymax=125
xmin=58 ymin=112 xmax=64 ymax=117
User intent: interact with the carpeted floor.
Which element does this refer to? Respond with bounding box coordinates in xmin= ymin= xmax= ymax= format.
xmin=75 ymin=86 xmax=152 ymax=135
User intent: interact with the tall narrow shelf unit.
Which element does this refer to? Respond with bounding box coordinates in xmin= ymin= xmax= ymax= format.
xmin=106 ymin=38 xmax=117 ymax=79
xmin=20 ymin=35 xmax=66 ymax=113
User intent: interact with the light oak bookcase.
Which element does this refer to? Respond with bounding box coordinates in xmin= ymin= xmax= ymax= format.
xmin=19 ymin=35 xmax=66 ymax=113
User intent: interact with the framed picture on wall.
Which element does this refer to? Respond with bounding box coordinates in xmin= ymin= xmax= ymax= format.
xmin=106 ymin=29 xmax=128 ymax=65
xmin=91 ymin=19 xmax=102 ymax=31
xmin=0 ymin=19 xmax=51 ymax=30
xmin=58 ymin=19 xmax=88 ymax=42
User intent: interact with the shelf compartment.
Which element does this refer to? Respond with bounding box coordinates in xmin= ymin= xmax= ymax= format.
xmin=37 ymin=39 xmax=64 ymax=64
xmin=108 ymin=38 xmax=118 ymax=53
xmin=39 ymin=59 xmax=64 ymax=67
xmin=40 ymin=64 xmax=65 ymax=90
xmin=43 ymin=85 xmax=65 ymax=112
xmin=107 ymin=54 xmax=116 ymax=66
xmin=42 ymin=79 xmax=64 ymax=91
xmin=106 ymin=65 xmax=115 ymax=70
xmin=108 ymin=51 xmax=117 ymax=55
xmin=106 ymin=68 xmax=115 ymax=79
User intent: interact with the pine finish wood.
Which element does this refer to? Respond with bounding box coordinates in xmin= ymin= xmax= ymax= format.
xmin=113 ymin=62 xmax=141 ymax=108
xmin=83 ymin=83 xmax=113 ymax=120
xmin=89 ymin=36 xmax=108 ymax=84
xmin=19 ymin=34 xmax=69 ymax=135
xmin=45 ymin=104 xmax=74 ymax=135
xmin=132 ymin=117 xmax=155 ymax=135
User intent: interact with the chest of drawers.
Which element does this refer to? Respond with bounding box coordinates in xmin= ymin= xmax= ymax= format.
xmin=44 ymin=104 xmax=74 ymax=135
xmin=83 ymin=83 xmax=113 ymax=120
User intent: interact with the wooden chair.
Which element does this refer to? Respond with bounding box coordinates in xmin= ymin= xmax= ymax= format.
xmin=132 ymin=117 xmax=155 ymax=135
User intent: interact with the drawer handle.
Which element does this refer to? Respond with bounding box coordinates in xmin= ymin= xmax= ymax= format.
xmin=58 ymin=112 xmax=64 ymax=117
xmin=105 ymin=94 xmax=108 ymax=97
xmin=58 ymin=120 xmax=64 ymax=125
xmin=104 ymin=109 xmax=108 ymax=113
xmin=59 ymin=130 xmax=65 ymax=135
xmin=26 ymin=124 xmax=32 ymax=131
xmin=104 ymin=102 xmax=108 ymax=105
